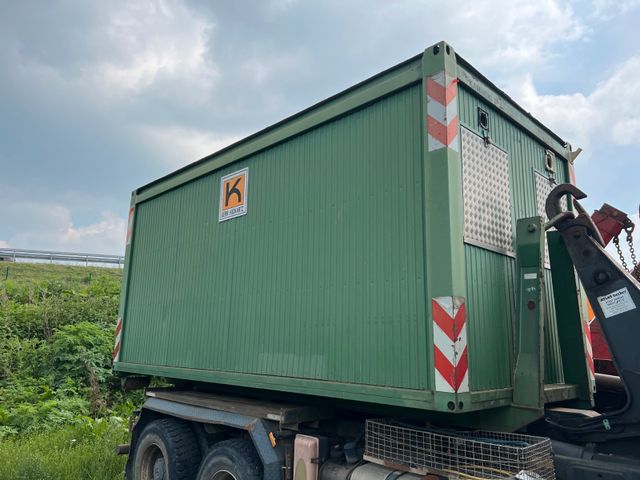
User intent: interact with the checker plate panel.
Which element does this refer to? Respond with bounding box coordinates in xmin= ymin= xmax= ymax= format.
xmin=461 ymin=128 xmax=514 ymax=255
xmin=535 ymin=171 xmax=566 ymax=267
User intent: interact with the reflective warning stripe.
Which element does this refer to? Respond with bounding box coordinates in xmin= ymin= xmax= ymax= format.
xmin=569 ymin=162 xmax=577 ymax=186
xmin=585 ymin=304 xmax=596 ymax=384
xmin=126 ymin=207 xmax=135 ymax=245
xmin=426 ymin=71 xmax=460 ymax=152
xmin=113 ymin=317 xmax=123 ymax=362
xmin=584 ymin=318 xmax=595 ymax=379
xmin=432 ymin=297 xmax=469 ymax=393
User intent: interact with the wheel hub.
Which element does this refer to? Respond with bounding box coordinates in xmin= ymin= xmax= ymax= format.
xmin=153 ymin=457 xmax=165 ymax=480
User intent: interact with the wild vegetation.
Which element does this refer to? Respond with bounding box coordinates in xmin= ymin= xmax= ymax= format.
xmin=0 ymin=262 xmax=135 ymax=479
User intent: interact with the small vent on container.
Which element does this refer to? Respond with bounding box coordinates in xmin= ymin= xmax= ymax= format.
xmin=478 ymin=108 xmax=490 ymax=131
xmin=544 ymin=149 xmax=556 ymax=174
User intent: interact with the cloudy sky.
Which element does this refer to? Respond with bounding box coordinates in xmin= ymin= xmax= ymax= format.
xmin=1 ymin=0 xmax=639 ymax=256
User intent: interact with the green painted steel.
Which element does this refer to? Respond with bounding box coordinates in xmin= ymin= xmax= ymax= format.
xmin=421 ymin=45 xmax=469 ymax=414
xmin=115 ymin=41 xmax=590 ymax=427
xmin=457 ymin=84 xmax=568 ymax=388
xmin=548 ymin=231 xmax=595 ymax=405
xmin=513 ymin=217 xmax=545 ymax=411
xmin=123 ymin=85 xmax=428 ymax=391
xmin=464 ymin=246 xmax=517 ymax=392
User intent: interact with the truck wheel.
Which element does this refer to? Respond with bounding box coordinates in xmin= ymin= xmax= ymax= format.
xmin=196 ymin=438 xmax=262 ymax=480
xmin=133 ymin=418 xmax=201 ymax=480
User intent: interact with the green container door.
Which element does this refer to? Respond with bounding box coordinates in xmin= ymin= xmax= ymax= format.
xmin=458 ymin=84 xmax=568 ymax=389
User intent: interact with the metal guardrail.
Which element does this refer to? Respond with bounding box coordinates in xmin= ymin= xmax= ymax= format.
xmin=0 ymin=248 xmax=124 ymax=267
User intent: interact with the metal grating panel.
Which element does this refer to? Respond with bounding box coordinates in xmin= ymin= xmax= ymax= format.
xmin=365 ymin=418 xmax=555 ymax=480
xmin=461 ymin=128 xmax=514 ymax=256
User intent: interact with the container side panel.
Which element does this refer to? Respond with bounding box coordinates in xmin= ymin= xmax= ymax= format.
xmin=458 ymin=85 xmax=567 ymax=386
xmin=122 ymin=85 xmax=428 ymax=389
xmin=464 ymin=246 xmax=516 ymax=391
xmin=122 ymin=192 xmax=185 ymax=367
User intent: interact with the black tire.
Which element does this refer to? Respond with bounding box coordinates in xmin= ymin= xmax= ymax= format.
xmin=196 ymin=438 xmax=262 ymax=480
xmin=132 ymin=418 xmax=201 ymax=480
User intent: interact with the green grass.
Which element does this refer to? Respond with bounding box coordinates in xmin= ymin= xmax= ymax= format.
xmin=0 ymin=261 xmax=129 ymax=480
xmin=0 ymin=422 xmax=127 ymax=480
xmin=0 ymin=262 xmax=121 ymax=285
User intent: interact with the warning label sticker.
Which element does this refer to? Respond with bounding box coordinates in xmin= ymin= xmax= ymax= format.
xmin=597 ymin=287 xmax=636 ymax=319
xmin=219 ymin=168 xmax=248 ymax=222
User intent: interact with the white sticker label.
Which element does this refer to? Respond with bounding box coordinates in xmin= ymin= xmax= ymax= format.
xmin=524 ymin=273 xmax=538 ymax=280
xmin=597 ymin=287 xmax=636 ymax=319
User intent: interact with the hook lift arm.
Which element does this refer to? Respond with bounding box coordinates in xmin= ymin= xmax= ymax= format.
xmin=545 ymin=184 xmax=640 ymax=442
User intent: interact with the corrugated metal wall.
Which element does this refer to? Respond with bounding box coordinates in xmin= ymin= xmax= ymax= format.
xmin=458 ymin=85 xmax=567 ymax=388
xmin=122 ymin=78 xmax=571 ymax=401
xmin=123 ymin=85 xmax=429 ymax=389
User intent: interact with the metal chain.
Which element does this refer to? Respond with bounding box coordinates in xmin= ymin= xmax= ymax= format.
xmin=627 ymin=230 xmax=638 ymax=268
xmin=625 ymin=226 xmax=640 ymax=281
xmin=613 ymin=225 xmax=640 ymax=281
xmin=613 ymin=235 xmax=629 ymax=271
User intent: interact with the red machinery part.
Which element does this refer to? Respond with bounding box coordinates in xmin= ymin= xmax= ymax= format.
xmin=592 ymin=204 xmax=629 ymax=245
xmin=589 ymin=203 xmax=632 ymax=376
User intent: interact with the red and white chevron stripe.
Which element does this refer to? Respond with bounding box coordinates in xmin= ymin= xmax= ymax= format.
xmin=585 ymin=304 xmax=597 ymax=385
xmin=569 ymin=160 xmax=577 ymax=186
xmin=126 ymin=207 xmax=135 ymax=245
xmin=584 ymin=317 xmax=595 ymax=383
xmin=113 ymin=317 xmax=123 ymax=362
xmin=432 ymin=296 xmax=469 ymax=393
xmin=426 ymin=71 xmax=459 ymax=152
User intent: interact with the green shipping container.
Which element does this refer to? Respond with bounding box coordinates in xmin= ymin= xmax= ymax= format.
xmin=115 ymin=41 xmax=593 ymax=430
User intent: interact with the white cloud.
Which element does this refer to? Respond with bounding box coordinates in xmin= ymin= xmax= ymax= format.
xmin=2 ymin=202 xmax=126 ymax=254
xmin=353 ymin=0 xmax=586 ymax=73
xmin=510 ymin=56 xmax=640 ymax=153
xmin=0 ymin=240 xmax=9 ymax=248
xmin=59 ymin=211 xmax=127 ymax=254
xmin=591 ymin=0 xmax=640 ymax=20
xmin=463 ymin=0 xmax=585 ymax=69
xmin=139 ymin=125 xmax=243 ymax=169
xmin=96 ymin=0 xmax=217 ymax=99
xmin=611 ymin=118 xmax=640 ymax=146
xmin=267 ymin=0 xmax=300 ymax=15
xmin=510 ymin=73 xmax=594 ymax=148
xmin=240 ymin=50 xmax=308 ymax=87
xmin=4 ymin=0 xmax=217 ymax=106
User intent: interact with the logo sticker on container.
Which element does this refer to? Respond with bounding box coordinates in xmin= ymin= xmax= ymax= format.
xmin=219 ymin=168 xmax=248 ymax=222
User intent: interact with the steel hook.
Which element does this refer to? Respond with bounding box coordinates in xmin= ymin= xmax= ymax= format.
xmin=544 ymin=183 xmax=605 ymax=247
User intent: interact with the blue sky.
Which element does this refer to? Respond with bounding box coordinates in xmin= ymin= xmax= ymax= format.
xmin=0 ymin=0 xmax=639 ymax=255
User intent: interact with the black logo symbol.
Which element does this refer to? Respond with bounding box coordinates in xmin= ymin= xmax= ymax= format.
xmin=224 ymin=177 xmax=242 ymax=207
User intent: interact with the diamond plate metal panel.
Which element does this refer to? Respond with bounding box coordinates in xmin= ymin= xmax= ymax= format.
xmin=461 ymin=128 xmax=514 ymax=255
xmin=535 ymin=171 xmax=566 ymax=267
